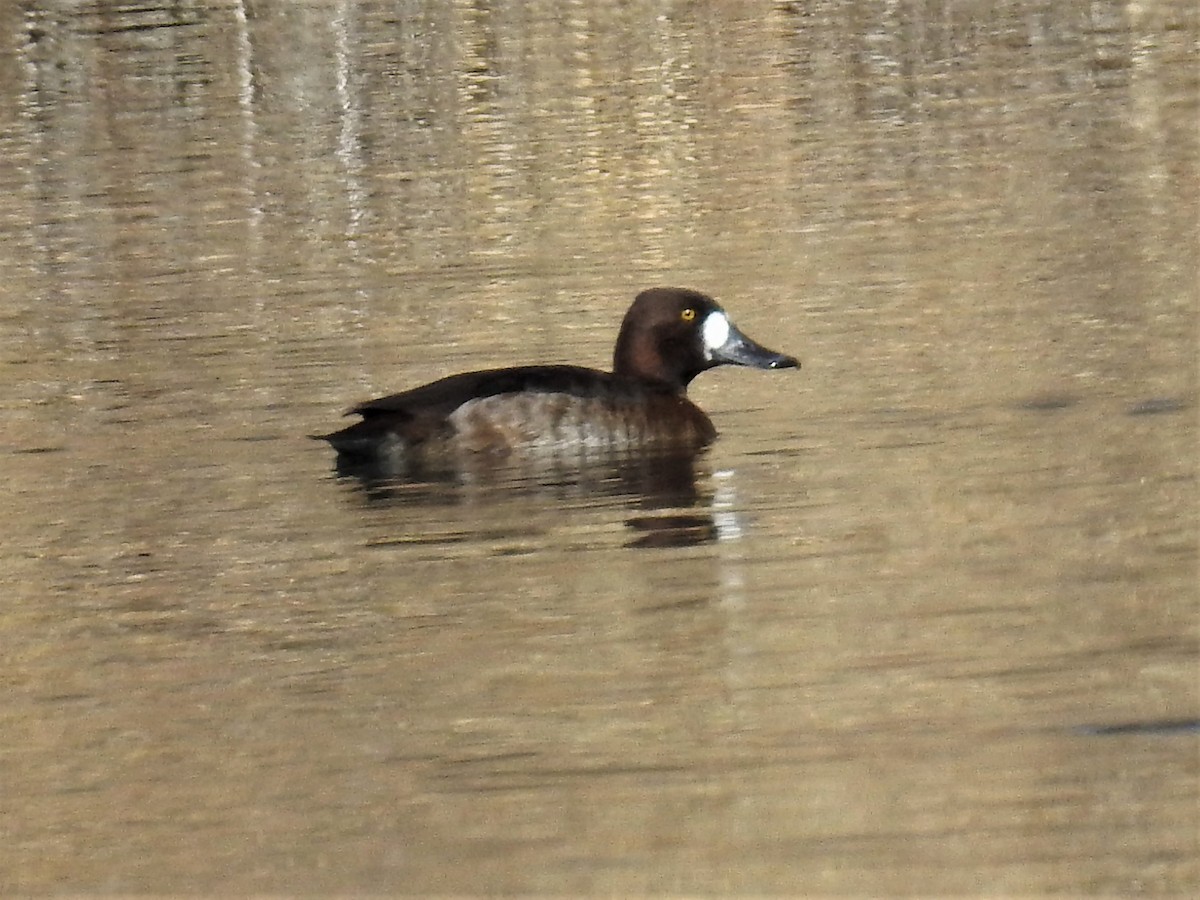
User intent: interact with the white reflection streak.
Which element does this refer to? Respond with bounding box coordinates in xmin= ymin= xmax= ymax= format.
xmin=333 ymin=0 xmax=365 ymax=244
xmin=16 ymin=6 xmax=42 ymax=273
xmin=713 ymin=469 xmax=746 ymax=612
xmin=713 ymin=469 xmax=744 ymax=542
xmin=232 ymin=0 xmax=262 ymax=234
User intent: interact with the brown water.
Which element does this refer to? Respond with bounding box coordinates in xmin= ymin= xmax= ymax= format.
xmin=2 ymin=0 xmax=1197 ymax=894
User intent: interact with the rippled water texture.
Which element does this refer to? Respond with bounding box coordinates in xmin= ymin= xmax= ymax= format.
xmin=2 ymin=0 xmax=1196 ymax=894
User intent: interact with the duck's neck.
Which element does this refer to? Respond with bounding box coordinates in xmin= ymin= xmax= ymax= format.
xmin=613 ymin=335 xmax=692 ymax=392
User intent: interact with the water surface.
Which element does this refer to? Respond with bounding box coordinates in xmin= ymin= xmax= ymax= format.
xmin=1 ymin=0 xmax=1196 ymax=894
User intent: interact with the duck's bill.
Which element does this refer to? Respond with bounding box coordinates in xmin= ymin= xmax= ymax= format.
xmin=710 ymin=320 xmax=800 ymax=370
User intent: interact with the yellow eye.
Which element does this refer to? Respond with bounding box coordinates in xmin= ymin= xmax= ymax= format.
xmin=681 ymin=308 xmax=696 ymax=322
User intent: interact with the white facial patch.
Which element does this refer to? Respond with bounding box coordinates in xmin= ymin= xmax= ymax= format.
xmin=702 ymin=311 xmax=731 ymax=358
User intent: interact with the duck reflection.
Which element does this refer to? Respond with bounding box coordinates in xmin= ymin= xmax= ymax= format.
xmin=329 ymin=445 xmax=732 ymax=548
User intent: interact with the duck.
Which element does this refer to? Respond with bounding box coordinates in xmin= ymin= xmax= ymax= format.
xmin=317 ymin=287 xmax=798 ymax=469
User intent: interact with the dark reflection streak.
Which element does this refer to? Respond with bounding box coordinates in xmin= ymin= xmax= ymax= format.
xmin=1128 ymin=398 xmax=1190 ymax=416
xmin=528 ymin=764 xmax=694 ymax=778
xmin=441 ymin=763 xmax=693 ymax=782
xmin=1075 ymin=719 xmax=1200 ymax=737
xmin=931 ymin=665 xmax=1096 ymax=680
xmin=1020 ymin=394 xmax=1079 ymax=411
xmin=636 ymin=596 xmax=709 ymax=614
xmin=401 ymin=619 xmax=464 ymax=631
xmin=804 ymin=823 xmax=1133 ymax=848
xmin=432 ymin=754 xmax=885 ymax=794
xmin=863 ymin=440 xmax=943 ymax=450
xmin=90 ymin=22 xmax=201 ymax=36
xmin=430 ymin=783 xmax=563 ymax=795
xmin=366 ymin=535 xmax=474 ymax=547
xmin=442 ymin=752 xmax=540 ymax=766
xmin=910 ymin=604 xmax=1032 ymax=618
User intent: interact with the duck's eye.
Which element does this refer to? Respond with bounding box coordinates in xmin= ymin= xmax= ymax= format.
xmin=681 ymin=308 xmax=696 ymax=322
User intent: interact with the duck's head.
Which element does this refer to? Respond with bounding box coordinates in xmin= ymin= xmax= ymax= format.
xmin=613 ymin=287 xmax=799 ymax=391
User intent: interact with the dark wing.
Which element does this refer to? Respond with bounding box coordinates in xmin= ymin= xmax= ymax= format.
xmin=348 ymin=365 xmax=616 ymax=420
